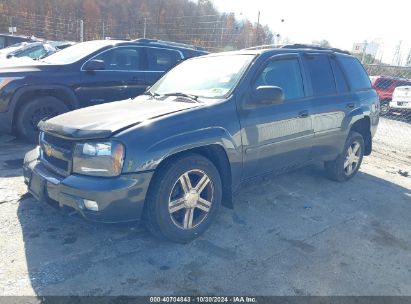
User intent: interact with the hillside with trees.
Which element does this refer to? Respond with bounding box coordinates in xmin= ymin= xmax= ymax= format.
xmin=0 ymin=0 xmax=274 ymax=50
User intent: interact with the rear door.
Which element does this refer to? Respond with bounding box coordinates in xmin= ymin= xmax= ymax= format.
xmin=143 ymin=47 xmax=184 ymax=85
xmin=78 ymin=46 xmax=147 ymax=106
xmin=240 ymin=54 xmax=314 ymax=179
xmin=303 ymin=53 xmax=354 ymax=160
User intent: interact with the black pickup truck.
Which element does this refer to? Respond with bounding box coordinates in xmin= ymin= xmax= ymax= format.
xmin=23 ymin=45 xmax=380 ymax=243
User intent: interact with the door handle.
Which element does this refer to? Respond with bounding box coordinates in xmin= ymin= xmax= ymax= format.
xmin=299 ymin=110 xmax=309 ymax=118
xmin=346 ymin=103 xmax=355 ymax=109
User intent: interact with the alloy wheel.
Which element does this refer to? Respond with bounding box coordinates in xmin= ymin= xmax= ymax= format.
xmin=344 ymin=141 xmax=361 ymax=176
xmin=168 ymin=169 xmax=214 ymax=230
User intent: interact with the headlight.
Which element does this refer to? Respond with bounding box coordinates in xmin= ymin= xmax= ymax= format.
xmin=0 ymin=77 xmax=23 ymax=90
xmin=73 ymin=141 xmax=125 ymax=177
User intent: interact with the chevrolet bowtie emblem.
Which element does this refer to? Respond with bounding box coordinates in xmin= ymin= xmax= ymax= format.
xmin=44 ymin=145 xmax=54 ymax=157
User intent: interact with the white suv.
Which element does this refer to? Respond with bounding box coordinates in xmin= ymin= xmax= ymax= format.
xmin=391 ymin=86 xmax=411 ymax=113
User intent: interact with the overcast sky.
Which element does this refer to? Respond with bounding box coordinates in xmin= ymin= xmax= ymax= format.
xmin=212 ymin=0 xmax=410 ymax=64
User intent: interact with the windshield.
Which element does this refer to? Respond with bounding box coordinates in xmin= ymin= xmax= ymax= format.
xmin=41 ymin=41 xmax=111 ymax=64
xmin=149 ymin=54 xmax=255 ymax=99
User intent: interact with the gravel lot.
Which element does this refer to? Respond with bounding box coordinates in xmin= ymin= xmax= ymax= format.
xmin=0 ymin=117 xmax=410 ymax=296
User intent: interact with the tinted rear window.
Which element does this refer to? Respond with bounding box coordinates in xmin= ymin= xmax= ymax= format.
xmin=304 ymin=55 xmax=336 ymax=96
xmin=375 ymin=78 xmax=393 ymax=89
xmin=338 ymin=57 xmax=371 ymax=91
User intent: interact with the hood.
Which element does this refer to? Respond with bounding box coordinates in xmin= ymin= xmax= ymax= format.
xmin=39 ymin=96 xmax=202 ymax=140
xmin=0 ymin=56 xmax=37 ymax=68
xmin=0 ymin=61 xmax=60 ymax=74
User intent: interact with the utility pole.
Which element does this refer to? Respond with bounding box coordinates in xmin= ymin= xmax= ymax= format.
xmin=9 ymin=17 xmax=15 ymax=35
xmin=220 ymin=26 xmax=224 ymax=47
xmin=143 ymin=17 xmax=147 ymax=38
xmin=255 ymin=11 xmax=260 ymax=45
xmin=361 ymin=40 xmax=368 ymax=64
xmin=392 ymin=40 xmax=402 ymax=66
xmin=80 ymin=20 xmax=84 ymax=42
xmin=102 ymin=21 xmax=105 ymax=39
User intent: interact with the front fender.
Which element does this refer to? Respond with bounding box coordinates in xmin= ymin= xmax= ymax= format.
xmin=10 ymin=84 xmax=79 ymax=114
xmin=123 ymin=126 xmax=242 ymax=188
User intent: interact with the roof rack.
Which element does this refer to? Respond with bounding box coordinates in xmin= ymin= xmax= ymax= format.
xmin=281 ymin=44 xmax=351 ymax=55
xmin=245 ymin=44 xmax=280 ymax=50
xmin=133 ymin=38 xmax=206 ymax=51
xmin=245 ymin=43 xmax=351 ymax=55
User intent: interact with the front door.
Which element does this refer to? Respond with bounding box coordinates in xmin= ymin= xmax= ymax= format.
xmin=239 ymin=54 xmax=314 ymax=179
xmin=78 ymin=46 xmax=148 ymax=106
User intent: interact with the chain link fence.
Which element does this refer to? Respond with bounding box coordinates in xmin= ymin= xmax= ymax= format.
xmin=0 ymin=12 xmax=272 ymax=51
xmin=363 ymin=64 xmax=411 ymax=157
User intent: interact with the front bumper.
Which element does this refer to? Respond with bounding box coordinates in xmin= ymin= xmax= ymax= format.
xmin=389 ymin=101 xmax=411 ymax=112
xmin=23 ymin=147 xmax=153 ymax=223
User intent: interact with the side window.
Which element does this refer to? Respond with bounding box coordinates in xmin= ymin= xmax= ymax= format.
xmin=147 ymin=48 xmax=181 ymax=71
xmin=330 ymin=57 xmax=349 ymax=92
xmin=304 ymin=55 xmax=336 ymax=96
xmin=93 ymin=47 xmax=142 ymax=71
xmin=0 ymin=37 xmax=5 ymax=49
xmin=338 ymin=57 xmax=371 ymax=91
xmin=255 ymin=58 xmax=304 ymax=100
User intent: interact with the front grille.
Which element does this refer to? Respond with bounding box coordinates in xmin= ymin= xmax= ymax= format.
xmin=40 ymin=132 xmax=74 ymax=176
xmin=43 ymin=133 xmax=73 ymax=150
xmin=43 ymin=154 xmax=69 ymax=172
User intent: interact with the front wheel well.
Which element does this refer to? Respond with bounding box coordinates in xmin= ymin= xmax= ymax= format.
xmin=350 ymin=117 xmax=372 ymax=156
xmin=12 ymin=89 xmax=77 ymax=131
xmin=150 ymin=145 xmax=233 ymax=209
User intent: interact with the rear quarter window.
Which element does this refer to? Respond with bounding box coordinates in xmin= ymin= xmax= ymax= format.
xmin=330 ymin=57 xmax=349 ymax=93
xmin=338 ymin=57 xmax=371 ymax=91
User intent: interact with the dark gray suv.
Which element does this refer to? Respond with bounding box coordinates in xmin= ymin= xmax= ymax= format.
xmin=23 ymin=45 xmax=380 ymax=243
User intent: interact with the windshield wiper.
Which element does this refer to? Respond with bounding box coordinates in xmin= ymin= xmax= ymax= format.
xmin=163 ymin=92 xmax=200 ymax=102
xmin=143 ymin=91 xmax=161 ymax=98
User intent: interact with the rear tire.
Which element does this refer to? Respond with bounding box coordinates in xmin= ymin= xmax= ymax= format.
xmin=16 ymin=96 xmax=69 ymax=143
xmin=144 ymin=154 xmax=222 ymax=243
xmin=380 ymin=101 xmax=391 ymax=116
xmin=324 ymin=131 xmax=364 ymax=182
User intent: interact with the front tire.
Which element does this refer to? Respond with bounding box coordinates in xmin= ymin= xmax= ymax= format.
xmin=324 ymin=131 xmax=364 ymax=182
xmin=144 ymin=154 xmax=222 ymax=243
xmin=16 ymin=96 xmax=69 ymax=143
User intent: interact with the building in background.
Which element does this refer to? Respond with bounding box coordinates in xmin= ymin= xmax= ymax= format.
xmin=352 ymin=40 xmax=380 ymax=57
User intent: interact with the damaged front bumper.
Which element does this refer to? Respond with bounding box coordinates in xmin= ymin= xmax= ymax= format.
xmin=23 ymin=147 xmax=153 ymax=223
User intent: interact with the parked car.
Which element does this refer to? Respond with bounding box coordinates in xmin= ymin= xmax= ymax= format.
xmin=0 ymin=34 xmax=37 ymax=49
xmin=0 ymin=39 xmax=208 ymax=142
xmin=389 ymin=85 xmax=411 ymax=114
xmin=23 ymin=45 xmax=379 ymax=243
xmin=0 ymin=41 xmax=57 ymax=61
xmin=0 ymin=41 xmax=77 ymax=67
xmin=370 ymin=75 xmax=411 ymax=114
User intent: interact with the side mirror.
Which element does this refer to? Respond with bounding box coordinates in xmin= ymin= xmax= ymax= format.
xmin=84 ymin=59 xmax=105 ymax=71
xmin=252 ymin=86 xmax=284 ymax=106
